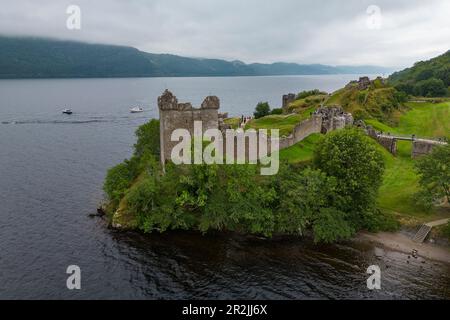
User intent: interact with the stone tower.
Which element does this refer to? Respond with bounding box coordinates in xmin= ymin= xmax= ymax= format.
xmin=158 ymin=90 xmax=220 ymax=164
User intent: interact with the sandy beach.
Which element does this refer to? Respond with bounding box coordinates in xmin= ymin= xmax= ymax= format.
xmin=357 ymin=231 xmax=450 ymax=264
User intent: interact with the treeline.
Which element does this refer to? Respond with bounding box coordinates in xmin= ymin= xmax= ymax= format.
xmin=389 ymin=50 xmax=450 ymax=97
xmin=104 ymin=120 xmax=397 ymax=243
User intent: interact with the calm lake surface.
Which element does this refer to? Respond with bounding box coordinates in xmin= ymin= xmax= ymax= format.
xmin=0 ymin=76 xmax=449 ymax=299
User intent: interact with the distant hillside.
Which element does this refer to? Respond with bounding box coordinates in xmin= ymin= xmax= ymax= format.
xmin=388 ymin=50 xmax=450 ymax=97
xmin=0 ymin=36 xmax=392 ymax=79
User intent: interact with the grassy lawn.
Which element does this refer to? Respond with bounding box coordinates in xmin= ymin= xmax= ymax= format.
xmin=245 ymin=106 xmax=315 ymax=137
xmin=279 ymin=133 xmax=321 ymax=163
xmin=366 ymin=101 xmax=450 ymax=222
xmin=366 ymin=101 xmax=450 ymax=139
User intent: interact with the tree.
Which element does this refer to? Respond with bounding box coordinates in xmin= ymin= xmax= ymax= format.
xmin=254 ymin=102 xmax=271 ymax=119
xmin=395 ymin=82 xmax=415 ymax=95
xmin=413 ymin=78 xmax=447 ymax=97
xmin=104 ymin=159 xmax=139 ymax=207
xmin=435 ymin=66 xmax=450 ymax=86
xmin=313 ymin=128 xmax=385 ymax=229
xmin=415 ymin=69 xmax=434 ymax=82
xmin=134 ymin=119 xmax=160 ymax=158
xmin=274 ymin=166 xmax=355 ymax=242
xmin=270 ymin=108 xmax=283 ymax=115
xmin=415 ymin=144 xmax=450 ymax=206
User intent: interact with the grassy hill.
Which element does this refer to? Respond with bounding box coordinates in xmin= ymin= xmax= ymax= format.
xmin=388 ymin=50 xmax=450 ymax=97
xmin=284 ymin=94 xmax=328 ymax=114
xmin=326 ymin=80 xmax=407 ymax=124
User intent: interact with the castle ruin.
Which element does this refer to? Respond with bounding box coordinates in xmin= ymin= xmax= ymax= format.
xmin=158 ymin=90 xmax=220 ymax=164
xmin=158 ymin=90 xmax=354 ymax=165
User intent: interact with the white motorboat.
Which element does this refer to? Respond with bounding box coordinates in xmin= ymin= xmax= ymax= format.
xmin=62 ymin=109 xmax=73 ymax=115
xmin=130 ymin=107 xmax=144 ymax=113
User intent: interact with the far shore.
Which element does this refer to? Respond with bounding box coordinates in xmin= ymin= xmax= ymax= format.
xmin=356 ymin=231 xmax=450 ymax=264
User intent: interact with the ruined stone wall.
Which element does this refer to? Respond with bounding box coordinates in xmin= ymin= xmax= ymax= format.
xmin=412 ymin=140 xmax=441 ymax=158
xmin=158 ymin=90 xmax=219 ymax=164
xmin=377 ymin=137 xmax=397 ymax=156
xmin=315 ymin=106 xmax=353 ymax=134
xmin=282 ymin=93 xmax=296 ymax=110
xmin=292 ymin=115 xmax=323 ymax=144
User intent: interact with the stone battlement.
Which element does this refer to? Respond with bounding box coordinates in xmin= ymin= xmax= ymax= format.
xmin=158 ymin=90 xmax=221 ymax=164
xmin=158 ymin=89 xmax=220 ymax=111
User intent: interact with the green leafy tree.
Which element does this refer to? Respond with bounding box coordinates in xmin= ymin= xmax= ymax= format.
xmin=312 ymin=208 xmax=354 ymax=243
xmin=270 ymin=108 xmax=283 ymax=115
xmin=415 ymin=69 xmax=434 ymax=82
xmin=415 ymin=144 xmax=450 ymax=205
xmin=435 ymin=66 xmax=450 ymax=86
xmin=199 ymin=164 xmax=277 ymax=236
xmin=134 ymin=119 xmax=160 ymax=158
xmin=104 ymin=158 xmax=139 ymax=208
xmin=254 ymin=102 xmax=271 ymax=119
xmin=296 ymin=89 xmax=327 ymax=100
xmin=274 ymin=166 xmax=354 ymax=242
xmin=413 ymin=78 xmax=447 ymax=97
xmin=313 ymin=128 xmax=385 ymax=230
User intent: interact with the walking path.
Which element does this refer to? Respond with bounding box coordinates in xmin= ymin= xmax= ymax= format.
xmin=425 ymin=218 xmax=450 ymax=228
xmin=377 ymin=133 xmax=448 ymax=145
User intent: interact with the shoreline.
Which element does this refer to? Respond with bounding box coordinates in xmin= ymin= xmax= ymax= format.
xmin=356 ymin=231 xmax=450 ymax=264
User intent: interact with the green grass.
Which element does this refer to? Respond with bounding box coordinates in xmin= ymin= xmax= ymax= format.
xmin=279 ymin=133 xmax=321 ymax=163
xmin=366 ymin=101 xmax=450 ymax=139
xmin=397 ymin=102 xmax=450 ymax=138
xmin=367 ymin=101 xmax=450 ymax=220
xmin=245 ymin=106 xmax=315 ymax=137
xmin=376 ymin=141 xmax=423 ymax=216
xmin=224 ymin=117 xmax=240 ymax=129
xmin=286 ymin=94 xmax=327 ymax=113
xmin=326 ymin=88 xmax=345 ymax=105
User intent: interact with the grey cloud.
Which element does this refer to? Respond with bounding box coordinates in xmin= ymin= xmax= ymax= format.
xmin=0 ymin=0 xmax=448 ymax=68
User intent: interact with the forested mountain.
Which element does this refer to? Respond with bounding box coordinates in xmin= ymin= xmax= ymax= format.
xmin=0 ymin=36 xmax=392 ymax=78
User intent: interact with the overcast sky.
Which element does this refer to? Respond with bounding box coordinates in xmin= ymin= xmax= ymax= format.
xmin=0 ymin=0 xmax=449 ymax=68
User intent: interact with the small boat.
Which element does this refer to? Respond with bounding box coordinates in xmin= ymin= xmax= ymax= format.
xmin=130 ymin=107 xmax=144 ymax=113
xmin=62 ymin=109 xmax=73 ymax=115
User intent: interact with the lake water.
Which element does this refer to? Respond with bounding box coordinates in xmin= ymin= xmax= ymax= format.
xmin=0 ymin=76 xmax=449 ymax=299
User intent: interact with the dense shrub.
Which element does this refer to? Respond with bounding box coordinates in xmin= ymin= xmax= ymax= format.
xmin=270 ymin=108 xmax=283 ymax=115
xmin=104 ymin=157 xmax=140 ymax=208
xmin=313 ymin=128 xmax=385 ymax=230
xmin=415 ymin=144 xmax=450 ymax=207
xmin=134 ymin=119 xmax=160 ymax=158
xmin=274 ymin=166 xmax=354 ymax=242
xmin=413 ymin=78 xmax=447 ymax=97
xmin=296 ymin=89 xmax=327 ymax=100
xmin=254 ymin=102 xmax=271 ymax=119
xmin=104 ymin=119 xmax=160 ymax=209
